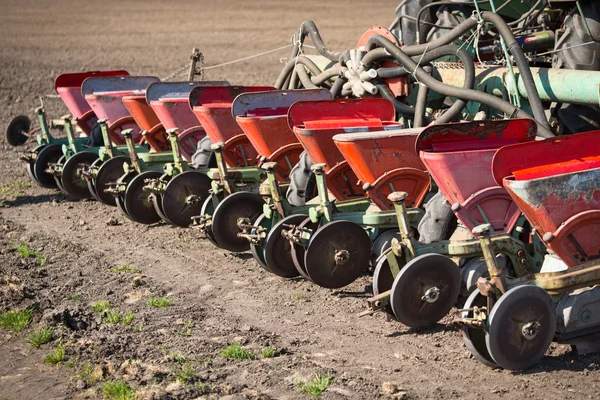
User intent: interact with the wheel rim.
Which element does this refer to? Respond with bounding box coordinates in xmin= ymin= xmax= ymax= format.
xmin=264 ymin=214 xmax=307 ymax=279
xmin=61 ymin=152 xmax=99 ymax=199
xmin=162 ymin=170 xmax=212 ymax=228
xmin=249 ymin=213 xmax=270 ymax=271
xmin=33 ymin=144 xmax=62 ymax=188
xmin=486 ymin=285 xmax=556 ymax=370
xmin=390 ymin=253 xmax=461 ymax=328
xmin=290 ymin=216 xmax=318 ymax=280
xmin=95 ymin=156 xmax=130 ymax=206
xmin=123 ymin=171 xmax=163 ymax=225
xmin=211 ymin=191 xmax=265 ymax=252
xmin=461 ymin=289 xmax=497 ymax=368
xmin=86 ymin=158 xmax=104 ymax=202
xmin=304 ymin=220 xmax=371 ymax=289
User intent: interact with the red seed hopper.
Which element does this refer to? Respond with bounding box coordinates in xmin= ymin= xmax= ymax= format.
xmin=288 ymin=98 xmax=401 ymax=201
xmin=189 ymin=86 xmax=275 ymax=167
xmin=54 ymin=70 xmax=129 ymax=135
xmin=82 ymin=76 xmax=159 ymax=145
xmin=492 ymin=130 xmax=600 ymax=267
xmin=332 ymin=126 xmax=429 ymax=210
xmin=232 ymin=89 xmax=331 ymax=181
xmin=146 ymin=82 xmax=228 ymax=160
xmin=122 ymin=94 xmax=168 ymax=152
xmin=416 ymin=119 xmax=537 ymax=234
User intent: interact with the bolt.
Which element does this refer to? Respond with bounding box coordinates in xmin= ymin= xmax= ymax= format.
xmin=521 ymin=322 xmax=540 ymax=340
xmin=421 ymin=287 xmax=440 ymax=303
xmin=581 ymin=310 xmax=592 ymax=324
xmin=543 ymin=232 xmax=554 ymax=242
xmin=387 ymin=191 xmax=408 ymax=203
xmin=517 ymin=250 xmax=525 ymax=258
xmin=334 ymin=250 xmax=350 ymax=265
xmin=473 ymin=223 xmax=492 ymax=236
xmin=186 ymin=195 xmax=200 ymax=205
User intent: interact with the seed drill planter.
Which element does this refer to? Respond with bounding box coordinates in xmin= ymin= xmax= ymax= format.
xmin=208 ymin=89 xmax=334 ymax=255
xmin=19 ymin=70 xmax=128 ymax=191
xmin=455 ymin=128 xmax=600 ymax=371
xmin=361 ymin=119 xmax=546 ymax=330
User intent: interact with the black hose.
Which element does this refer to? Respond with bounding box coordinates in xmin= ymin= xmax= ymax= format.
xmin=330 ymin=76 xmax=346 ymax=98
xmin=364 ymin=12 xmax=552 ymax=134
xmin=377 ymin=84 xmax=416 ymax=115
xmin=415 ymin=0 xmax=488 ymax=44
xmin=367 ymin=34 xmax=554 ymax=138
xmin=508 ymin=0 xmax=544 ymax=26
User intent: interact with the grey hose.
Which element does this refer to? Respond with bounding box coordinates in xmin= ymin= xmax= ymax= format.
xmin=294 ymin=20 xmax=343 ymax=62
xmin=414 ymin=83 xmax=429 ymax=127
xmin=330 ymin=76 xmax=346 ymax=97
xmin=367 ymin=34 xmax=554 ymax=138
xmin=294 ymin=65 xmax=319 ymax=89
xmin=377 ymin=84 xmax=416 ymax=115
xmin=275 ymin=56 xmax=323 ymax=89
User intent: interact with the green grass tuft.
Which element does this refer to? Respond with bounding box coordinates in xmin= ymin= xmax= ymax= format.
xmin=122 ymin=312 xmax=135 ymax=326
xmin=104 ymin=309 xmax=121 ymax=324
xmin=101 ymin=380 xmax=135 ymax=400
xmin=219 ymin=343 xmax=255 ymax=360
xmin=111 ymin=265 xmax=141 ymax=274
xmin=69 ymin=293 xmax=83 ymax=302
xmin=0 ymin=180 xmax=31 ymax=199
xmin=77 ymin=363 xmax=102 ymax=384
xmin=90 ymin=300 xmax=111 ymax=313
xmin=296 ymin=375 xmax=334 ymax=398
xmin=175 ymin=363 xmax=197 ymax=385
xmin=0 ymin=307 xmax=33 ymax=332
xmin=176 ymin=319 xmax=193 ymax=337
xmin=169 ymin=352 xmax=186 ymax=363
xmin=146 ymin=296 xmax=173 ymax=308
xmin=132 ymin=323 xmax=144 ymax=333
xmin=27 ymin=326 xmax=53 ymax=347
xmin=44 ymin=344 xmax=66 ymax=365
xmin=260 ymin=346 xmax=279 ymax=358
xmin=12 ymin=242 xmax=47 ymax=266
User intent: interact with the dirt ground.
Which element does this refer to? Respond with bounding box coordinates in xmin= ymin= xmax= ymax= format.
xmin=1 ymin=0 xmax=599 ymax=399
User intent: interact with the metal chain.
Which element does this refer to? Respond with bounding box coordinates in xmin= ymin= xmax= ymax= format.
xmin=162 ymin=62 xmax=192 ymax=81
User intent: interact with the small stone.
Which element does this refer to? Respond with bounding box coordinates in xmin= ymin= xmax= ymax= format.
xmin=381 ymin=382 xmax=407 ymax=398
xmin=74 ymin=379 xmax=86 ymax=390
xmin=106 ymin=217 xmax=120 ymax=226
xmin=78 ymin=220 xmax=86 ymax=226
xmin=132 ymin=275 xmax=145 ymax=288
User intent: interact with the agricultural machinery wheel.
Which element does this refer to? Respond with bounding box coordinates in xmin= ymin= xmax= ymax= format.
xmin=390 ymin=253 xmax=460 ymax=328
xmin=372 ymin=255 xmax=396 ymax=317
xmin=286 ymin=151 xmax=316 ymax=206
xmin=124 ymin=171 xmax=163 ymax=225
xmin=212 ymin=191 xmax=265 ymax=252
xmin=151 ymin=173 xmax=170 ymax=224
xmin=61 ymin=151 xmax=99 ymax=200
xmin=290 ymin=216 xmax=318 ymax=280
xmin=417 ymin=192 xmax=457 ymax=244
xmin=6 ymin=115 xmax=30 ymax=146
xmin=264 ymin=214 xmax=306 ymax=279
xmin=162 ymin=170 xmax=212 ymax=228
xmin=26 ymin=145 xmax=46 ymax=185
xmin=485 ymin=285 xmax=556 ymax=370
xmin=461 ymin=289 xmax=497 ymax=368
xmin=95 ymin=156 xmax=130 ymax=207
xmin=249 ymin=213 xmax=270 ymax=271
xmin=33 ymin=144 xmax=62 ymax=189
xmin=86 ymin=158 xmax=104 ymax=203
xmin=54 ymin=155 xmax=67 ymax=194
xmin=200 ymin=195 xmax=219 ymax=247
xmin=305 ymin=221 xmax=371 ymax=289
xmin=115 ymin=172 xmax=137 ymax=220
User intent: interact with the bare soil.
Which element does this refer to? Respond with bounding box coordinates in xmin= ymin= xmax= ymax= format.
xmin=1 ymin=1 xmax=599 ymax=399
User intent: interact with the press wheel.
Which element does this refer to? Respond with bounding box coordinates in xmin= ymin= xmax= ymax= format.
xmin=264 ymin=214 xmax=306 ymax=278
xmin=461 ymin=289 xmax=497 ymax=367
xmin=26 ymin=145 xmax=46 ymax=185
xmin=390 ymin=253 xmax=460 ymax=328
xmin=33 ymin=144 xmax=62 ymax=188
xmin=199 ymin=195 xmax=219 ymax=246
xmin=304 ymin=220 xmax=371 ymax=289
xmin=54 ymin=155 xmax=67 ymax=193
xmin=86 ymin=158 xmax=104 ymax=203
xmin=95 ymin=156 xmax=130 ymax=206
xmin=290 ymin=216 xmax=318 ymax=280
xmin=211 ymin=191 xmax=265 ymax=252
xmin=123 ymin=170 xmax=163 ymax=225
xmin=372 ymin=255 xmax=396 ymax=316
xmin=6 ymin=115 xmax=30 ymax=146
xmin=61 ymin=151 xmax=99 ymax=200
xmin=249 ymin=213 xmax=270 ymax=271
xmin=115 ymin=172 xmax=137 ymax=219
xmin=162 ymin=170 xmax=212 ymax=228
xmin=151 ymin=173 xmax=170 ymax=223
xmin=486 ymin=285 xmax=556 ymax=370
